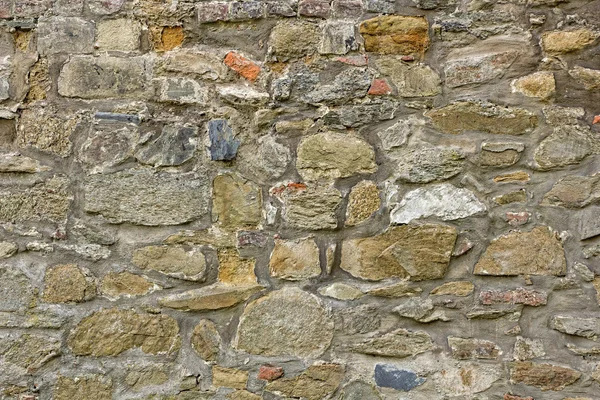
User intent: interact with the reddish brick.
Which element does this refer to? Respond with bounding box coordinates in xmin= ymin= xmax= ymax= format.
xmin=336 ymin=54 xmax=368 ymax=66
xmin=258 ymin=364 xmax=284 ymax=381
xmin=593 ymin=115 xmax=600 ymax=124
xmin=368 ymin=78 xmax=392 ymax=95
xmin=197 ymin=2 xmax=229 ymax=23
xmin=224 ymin=51 xmax=261 ymax=82
xmin=504 ymin=395 xmax=534 ymax=400
xmin=298 ymin=0 xmax=330 ymax=18
xmin=480 ymin=288 xmax=547 ymax=307
xmin=505 ymin=212 xmax=530 ymax=227
xmin=0 ymin=0 xmax=11 ymax=18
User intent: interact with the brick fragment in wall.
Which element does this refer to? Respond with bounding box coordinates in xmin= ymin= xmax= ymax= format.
xmin=3 ymin=2 xmax=599 ymax=399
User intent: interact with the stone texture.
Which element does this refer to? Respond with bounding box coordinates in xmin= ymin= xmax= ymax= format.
xmin=0 ymin=152 xmax=50 ymax=173
xmin=269 ymin=237 xmax=320 ymax=280
xmin=269 ymin=20 xmax=320 ymax=59
xmin=376 ymin=58 xmax=441 ymax=97
xmin=569 ymin=65 xmax=600 ymax=90
xmin=17 ymin=108 xmax=80 ymax=157
xmin=100 ymin=272 xmax=155 ymax=299
xmin=54 ymin=375 xmax=112 ymax=400
xmin=391 ymin=145 xmax=465 ymax=183
xmin=510 ymin=362 xmax=581 ymax=391
xmin=479 ymin=288 xmax=548 ymax=306
xmin=0 ymin=266 xmax=34 ymax=312
xmin=37 ymin=17 xmax=94 ymax=55
xmin=444 ymin=46 xmax=520 ymax=87
xmin=338 ymin=381 xmax=383 ymax=400
xmin=394 ymin=297 xmax=448 ymax=323
xmin=550 ymin=315 xmax=600 ymax=339
xmin=191 ymin=319 xmax=221 ymax=361
xmin=319 ymin=21 xmax=358 ymax=55
xmin=297 ymin=132 xmax=376 ymax=181
xmin=266 ymin=363 xmax=343 ymax=400
xmin=0 ymin=241 xmax=17 ymax=259
xmin=390 ymin=183 xmax=486 ymax=224
xmin=367 ymin=281 xmax=422 ymax=298
xmin=448 ymin=337 xmax=501 ymax=359
xmin=511 ymin=71 xmax=555 ymax=99
xmin=318 ymin=282 xmax=364 ymax=300
xmin=542 ymin=174 xmax=599 ymax=208
xmin=359 ymin=15 xmax=430 ymax=55
xmin=234 ymin=287 xmax=334 ymax=358
xmin=59 ymin=55 xmax=149 ymax=99
xmin=350 ymin=328 xmax=436 ymax=357
xmin=474 ymin=226 xmax=566 ymax=276
xmin=156 ymin=77 xmax=209 ymax=104
xmin=217 ymin=249 xmax=257 ymax=285
xmin=213 ymin=366 xmax=248 ymax=389
xmin=346 ymin=180 xmax=380 ymax=226
xmin=135 ymin=125 xmax=198 ymax=167
xmin=158 ymin=283 xmax=263 ymax=311
xmin=96 ymin=18 xmax=142 ymax=51
xmin=533 ymin=125 xmax=599 ymax=170
xmin=212 ymin=174 xmax=261 ymax=229
xmin=224 ymin=51 xmax=260 ymax=82
xmin=434 ymin=363 xmax=502 ymax=397
xmin=425 ymin=101 xmax=538 ymax=135
xmin=208 ymin=119 xmax=240 ymax=161
xmin=374 ymin=365 xmax=425 ymax=391
xmin=280 ymin=185 xmax=342 ymax=230
xmin=431 ymin=281 xmax=474 ymax=296
xmin=43 ymin=264 xmax=96 ymax=303
xmin=84 ymin=169 xmax=210 ymax=226
xmin=133 ymin=245 xmax=207 ymax=281
xmin=164 ymin=48 xmax=229 ymax=80
xmin=513 ymin=337 xmax=545 ymax=361
xmin=341 ymin=224 xmax=457 ymax=281
xmin=541 ymin=29 xmax=598 ymax=54
xmin=258 ymin=365 xmax=284 ymax=381
xmin=68 ymin=308 xmax=180 ymax=356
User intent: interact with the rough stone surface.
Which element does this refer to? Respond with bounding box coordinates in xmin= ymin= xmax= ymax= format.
xmin=542 ymin=174 xmax=600 ymax=208
xmin=391 ymin=145 xmax=465 ymax=183
xmin=280 ymin=184 xmax=342 ymax=230
xmin=374 ymin=365 xmax=425 ymax=391
xmin=341 ymin=224 xmax=457 ymax=281
xmin=84 ymin=169 xmax=210 ymax=226
xmin=191 ymin=319 xmax=221 ymax=361
xmin=54 ymin=375 xmax=113 ymax=400
xmin=346 ymin=180 xmax=380 ymax=226
xmin=534 ymin=125 xmax=599 ymax=170
xmin=510 ymin=362 xmax=581 ymax=391
xmin=541 ymin=29 xmax=598 ymax=54
xmin=296 ymin=132 xmax=377 ymax=181
xmin=135 ymin=125 xmax=198 ymax=167
xmin=43 ymin=264 xmax=96 ymax=303
xmin=350 ymin=328 xmax=436 ymax=357
xmin=265 ymin=363 xmax=344 ymax=400
xmin=158 ymin=283 xmax=263 ymax=311
xmin=359 ymin=15 xmax=430 ymax=55
xmin=376 ymin=58 xmax=441 ymax=97
xmin=269 ymin=20 xmax=320 ymax=59
xmin=234 ymin=287 xmax=334 ymax=358
xmin=511 ymin=71 xmax=555 ymax=99
xmin=391 ymin=183 xmax=486 ymax=224
xmin=96 ymin=18 xmax=142 ymax=51
xmin=448 ymin=337 xmax=501 ymax=359
xmin=431 ymin=281 xmax=474 ymax=296
xmin=133 ymin=245 xmax=207 ymax=281
xmin=269 ymin=237 xmax=320 ymax=280
xmin=425 ymin=101 xmax=538 ymax=135
xmin=569 ymin=65 xmax=600 ymax=90
xmin=474 ymin=226 xmax=566 ymax=276
xmin=68 ymin=308 xmax=180 ymax=356
xmin=100 ymin=272 xmax=154 ymax=299
xmin=212 ymin=173 xmax=261 ymax=229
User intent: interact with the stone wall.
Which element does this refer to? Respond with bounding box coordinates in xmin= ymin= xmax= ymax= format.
xmin=0 ymin=0 xmax=598 ymax=399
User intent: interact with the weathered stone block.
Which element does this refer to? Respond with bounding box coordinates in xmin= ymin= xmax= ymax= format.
xmin=132 ymin=245 xmax=207 ymax=281
xmin=96 ymin=18 xmax=142 ymax=51
xmin=359 ymin=15 xmax=430 ymax=55
xmin=269 ymin=20 xmax=320 ymax=59
xmin=37 ymin=17 xmax=94 ymax=55
xmin=43 ymin=264 xmax=96 ymax=303
xmin=269 ymin=237 xmax=320 ymax=280
xmin=83 ymin=169 xmax=210 ymax=226
xmin=156 ymin=77 xmax=209 ymax=104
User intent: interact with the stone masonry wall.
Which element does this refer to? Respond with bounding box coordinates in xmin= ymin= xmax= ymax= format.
xmin=0 ymin=0 xmax=599 ymax=399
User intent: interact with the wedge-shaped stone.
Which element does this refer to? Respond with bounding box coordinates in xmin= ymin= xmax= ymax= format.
xmin=350 ymin=328 xmax=436 ymax=357
xmin=269 ymin=237 xmax=321 ymax=280
xmin=0 ymin=152 xmax=50 ymax=173
xmin=510 ymin=362 xmax=581 ymax=391
xmin=425 ymin=101 xmax=538 ymax=135
xmin=542 ymin=174 xmax=600 ymax=208
xmin=541 ymin=29 xmax=598 ymax=55
xmin=68 ymin=308 xmax=180 ymax=356
xmin=158 ymin=283 xmax=263 ymax=311
xmin=474 ymin=226 xmax=566 ymax=276
xmin=341 ymin=224 xmax=457 ymax=281
xmin=84 ymin=169 xmax=210 ymax=226
xmin=212 ymin=173 xmax=262 ymax=229
xmin=534 ymin=125 xmax=599 ymax=170
xmin=550 ymin=315 xmax=600 ymax=339
xmin=234 ymin=287 xmax=334 ymax=358
xmin=132 ymin=245 xmax=207 ymax=281
xmin=391 ymin=183 xmax=485 ymax=224
xmin=448 ymin=337 xmax=501 ymax=360
xmin=297 ymin=132 xmax=376 ymax=181
xmin=359 ymin=15 xmax=430 ymax=55
xmin=281 ymin=185 xmax=342 ymax=230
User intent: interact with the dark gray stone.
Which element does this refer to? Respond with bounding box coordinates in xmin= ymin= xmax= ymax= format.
xmin=580 ymin=206 xmax=600 ymax=240
xmin=208 ymin=119 xmax=240 ymax=161
xmin=94 ymin=112 xmax=140 ymax=125
xmin=136 ymin=125 xmax=198 ymax=167
xmin=374 ymin=365 xmax=425 ymax=391
xmin=364 ymin=0 xmax=395 ymax=13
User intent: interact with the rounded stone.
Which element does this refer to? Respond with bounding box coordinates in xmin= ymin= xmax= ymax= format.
xmin=234 ymin=287 xmax=334 ymax=358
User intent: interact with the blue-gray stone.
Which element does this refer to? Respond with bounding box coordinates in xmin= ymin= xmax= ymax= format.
xmin=374 ymin=364 xmax=425 ymax=391
xmin=208 ymin=119 xmax=240 ymax=161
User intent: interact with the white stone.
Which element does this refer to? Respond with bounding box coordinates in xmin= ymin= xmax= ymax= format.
xmin=391 ymin=183 xmax=485 ymax=224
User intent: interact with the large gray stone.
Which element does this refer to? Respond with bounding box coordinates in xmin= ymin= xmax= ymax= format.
xmin=135 ymin=125 xmax=198 ymax=167
xmin=350 ymin=328 xmax=436 ymax=357
xmin=376 ymin=58 xmax=441 ymax=97
xmin=303 ymin=68 xmax=371 ymax=104
xmin=391 ymin=183 xmax=486 ymax=224
xmin=534 ymin=125 xmax=600 ymax=170
xmin=58 ymin=55 xmax=149 ymax=99
xmin=550 ymin=315 xmax=600 ymax=339
xmin=390 ymin=145 xmax=465 ymax=183
xmin=0 ymin=266 xmax=34 ymax=312
xmin=234 ymin=287 xmax=334 ymax=358
xmin=83 ymin=169 xmax=210 ymax=226
xmin=37 ymin=17 xmax=94 ymax=55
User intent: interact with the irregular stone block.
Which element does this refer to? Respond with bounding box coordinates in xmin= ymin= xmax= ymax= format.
xmin=303 ymin=68 xmax=371 ymax=104
xmin=394 ymin=297 xmax=448 ymax=322
xmin=359 ymin=15 xmax=430 ymax=55
xmin=319 ymin=21 xmax=358 ymax=55
xmin=376 ymin=58 xmax=441 ymax=96
xmin=510 ymin=362 xmax=581 ymax=391
xmin=533 ymin=125 xmax=599 ymax=170
xmin=474 ymin=226 xmax=566 ymax=276
xmin=54 ymin=375 xmax=112 ymax=400
xmin=391 ymin=183 xmax=485 ymax=224
xmin=434 ymin=363 xmax=502 ymax=396
xmin=59 ymin=55 xmax=149 ymax=99
xmin=191 ymin=319 xmax=221 ymax=361
xmin=479 ymin=288 xmax=548 ymax=306
xmin=217 ymin=249 xmax=257 ymax=285
xmin=541 ymin=29 xmax=598 ymax=54
xmin=17 ymin=107 xmax=81 ymax=157
xmin=37 ymin=17 xmax=94 ymax=55
xmin=580 ymin=206 xmax=600 ymax=240
xmin=217 ymin=85 xmax=269 ymax=106
xmin=266 ymin=364 xmax=343 ymax=400
xmin=96 ymin=18 xmax=142 ymax=51
xmin=269 ymin=237 xmax=320 ymax=281
xmin=280 ymin=184 xmax=342 ymax=230
xmin=100 ymin=272 xmax=155 ymax=299
xmin=297 ymin=132 xmax=376 ymax=181
xmin=213 ymin=366 xmax=248 ymax=389
xmin=298 ymin=0 xmax=330 ymax=18
xmin=208 ymin=120 xmax=241 ymax=161
xmin=550 ymin=315 xmax=600 ymax=339
xmin=513 ymin=337 xmax=545 ymax=361
xmin=236 ymin=135 xmax=291 ymax=183
xmin=234 ymin=287 xmax=334 ymax=358
xmin=367 ymin=281 xmax=422 ymax=298
xmin=83 ymin=169 xmax=210 ymax=226
xmin=136 ymin=125 xmax=197 ymax=167
xmin=159 ymin=283 xmax=263 ymax=311
xmin=341 ymin=224 xmax=457 ymax=281
xmin=164 ymin=47 xmax=229 ymax=80
xmin=425 ymin=101 xmax=538 ymax=135
xmin=133 ymin=245 xmax=207 ymax=281
xmin=338 ymin=381 xmax=383 ymax=400
xmin=43 ymin=264 xmax=96 ymax=303
xmin=350 ymin=328 xmax=436 ymax=357
xmin=346 ymin=180 xmax=380 ymax=226
xmin=0 ymin=152 xmax=50 ymax=173
xmin=374 ymin=365 xmax=425 ymax=391
xmin=0 ymin=266 xmax=34 ymax=312
xmin=156 ymin=77 xmax=209 ymax=104
xmin=196 ymin=2 xmax=229 ymax=23
xmin=569 ymin=65 xmax=600 ymax=90
xmin=268 ymin=20 xmax=320 ymax=59
xmin=0 ymin=333 xmax=61 ymax=376
xmin=391 ymin=145 xmax=465 ymax=183
xmin=68 ymin=308 xmax=180 ymax=356
xmin=229 ymin=1 xmax=264 ymax=20
xmin=511 ymin=71 xmax=555 ymax=99
xmin=318 ymin=282 xmax=364 ymax=300
xmin=448 ymin=337 xmax=501 ymax=359
xmin=212 ymin=173 xmax=261 ymax=229
xmin=224 ymin=51 xmax=260 ymax=82
xmin=431 ymin=281 xmax=474 ymax=296
xmin=78 ymin=123 xmax=138 ymax=173
xmin=542 ymin=174 xmax=600 ymax=208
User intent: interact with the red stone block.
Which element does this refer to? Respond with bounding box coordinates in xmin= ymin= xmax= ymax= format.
xmin=298 ymin=0 xmax=330 ymax=18
xmin=224 ymin=51 xmax=261 ymax=82
xmin=258 ymin=364 xmax=284 ymax=381
xmin=197 ymin=2 xmax=229 ymax=23
xmin=480 ymin=288 xmax=547 ymax=306
xmin=368 ymin=78 xmax=392 ymax=95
